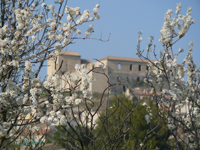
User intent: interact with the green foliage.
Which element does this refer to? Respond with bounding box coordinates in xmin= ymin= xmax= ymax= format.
xmin=94 ymin=95 xmax=171 ymax=150
xmin=47 ymin=125 xmax=94 ymax=150
xmin=47 ymin=95 xmax=170 ymax=150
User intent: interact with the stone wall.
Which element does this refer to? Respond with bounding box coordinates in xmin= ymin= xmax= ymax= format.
xmin=47 ymin=52 xmax=150 ymax=94
xmin=88 ymin=68 xmax=109 ymax=93
xmin=105 ymin=59 xmax=147 ymax=94
xmin=58 ymin=55 xmax=80 ymax=73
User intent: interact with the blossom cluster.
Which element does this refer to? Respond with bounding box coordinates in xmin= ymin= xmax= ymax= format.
xmin=142 ymin=102 xmax=152 ymax=124
xmin=40 ymin=64 xmax=95 ymax=125
xmin=0 ymin=0 xmax=100 ymax=148
xmin=137 ymin=3 xmax=200 ymax=149
xmin=159 ymin=3 xmax=195 ymax=45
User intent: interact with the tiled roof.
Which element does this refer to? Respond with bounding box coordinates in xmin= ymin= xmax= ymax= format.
xmin=99 ymin=56 xmax=152 ymax=63
xmin=60 ymin=51 xmax=81 ymax=56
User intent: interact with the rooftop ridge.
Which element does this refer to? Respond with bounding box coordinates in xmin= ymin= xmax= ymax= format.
xmin=60 ymin=51 xmax=81 ymax=56
xmin=99 ymin=56 xmax=152 ymax=63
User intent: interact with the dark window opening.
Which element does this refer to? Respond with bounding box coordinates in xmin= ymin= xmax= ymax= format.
xmin=137 ymin=77 xmax=140 ymax=82
xmin=123 ymin=85 xmax=126 ymax=92
xmin=146 ymin=66 xmax=149 ymax=70
xmin=138 ymin=65 xmax=141 ymax=71
xmin=130 ymin=64 xmax=132 ymax=70
xmin=118 ymin=63 xmax=121 ymax=70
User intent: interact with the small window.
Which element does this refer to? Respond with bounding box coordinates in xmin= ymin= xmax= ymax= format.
xmin=92 ymin=64 xmax=94 ymax=69
xmin=117 ymin=76 xmax=120 ymax=81
xmin=123 ymin=85 xmax=126 ymax=92
xmin=138 ymin=65 xmax=141 ymax=71
xmin=118 ymin=63 xmax=121 ymax=70
xmin=146 ymin=66 xmax=149 ymax=70
xmin=130 ymin=64 xmax=132 ymax=70
xmin=137 ymin=77 xmax=140 ymax=82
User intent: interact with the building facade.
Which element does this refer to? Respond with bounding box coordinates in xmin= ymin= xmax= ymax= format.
xmin=47 ymin=51 xmax=149 ymax=94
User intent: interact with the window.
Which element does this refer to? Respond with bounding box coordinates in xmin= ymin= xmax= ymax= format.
xmin=146 ymin=66 xmax=149 ymax=71
xmin=137 ymin=77 xmax=140 ymax=82
xmin=138 ymin=65 xmax=141 ymax=71
xmin=118 ymin=63 xmax=121 ymax=70
xmin=123 ymin=85 xmax=126 ymax=92
xmin=117 ymin=76 xmax=120 ymax=81
xmin=130 ymin=64 xmax=132 ymax=70
xmin=92 ymin=64 xmax=94 ymax=69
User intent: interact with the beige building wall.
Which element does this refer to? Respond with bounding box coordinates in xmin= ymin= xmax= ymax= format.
xmin=47 ymin=58 xmax=56 ymax=80
xmin=88 ymin=67 xmax=109 ymax=93
xmin=47 ymin=51 xmax=151 ymax=94
xmin=47 ymin=51 xmax=81 ymax=79
xmin=57 ymin=51 xmax=81 ymax=74
xmin=98 ymin=56 xmax=148 ymax=94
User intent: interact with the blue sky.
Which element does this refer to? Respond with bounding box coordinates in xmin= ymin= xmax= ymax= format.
xmin=41 ymin=0 xmax=200 ymax=79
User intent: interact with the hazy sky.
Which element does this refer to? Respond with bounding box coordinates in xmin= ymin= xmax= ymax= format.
xmin=41 ymin=0 xmax=200 ymax=79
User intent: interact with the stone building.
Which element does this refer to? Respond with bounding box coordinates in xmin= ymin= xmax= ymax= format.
xmin=47 ymin=51 xmax=149 ymax=94
xmin=47 ymin=51 xmax=81 ymax=79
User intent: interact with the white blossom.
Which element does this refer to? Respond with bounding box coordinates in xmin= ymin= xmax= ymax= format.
xmin=85 ymin=31 xmax=90 ymax=36
xmin=76 ymin=30 xmax=81 ymax=34
xmin=41 ymin=3 xmax=45 ymax=7
xmin=49 ymin=5 xmax=55 ymax=11
xmin=145 ymin=115 xmax=150 ymax=124
xmin=25 ymin=61 xmax=32 ymax=70
xmin=54 ymin=43 xmax=62 ymax=50
xmin=57 ymin=34 xmax=63 ymax=41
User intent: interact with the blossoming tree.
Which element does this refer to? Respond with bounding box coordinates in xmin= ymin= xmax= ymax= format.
xmin=137 ymin=3 xmax=200 ymax=149
xmin=0 ymin=0 xmax=102 ymax=149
